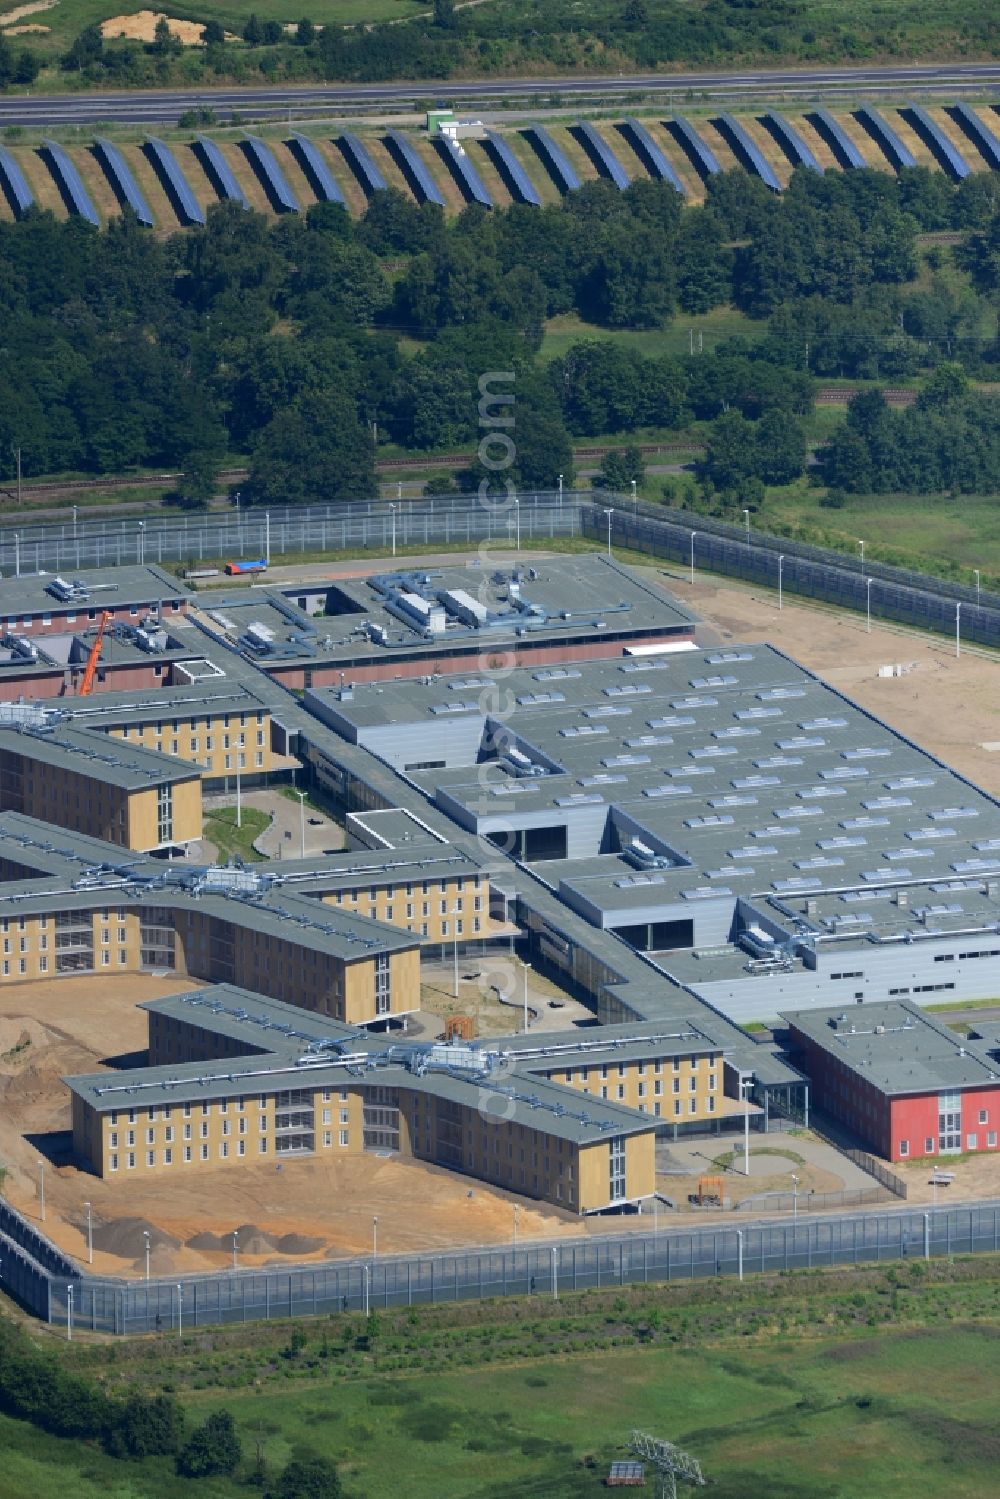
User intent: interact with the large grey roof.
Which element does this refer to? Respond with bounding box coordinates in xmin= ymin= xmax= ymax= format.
xmin=783 ymin=998 xmax=1000 ymax=1096
xmin=0 ymin=565 xmax=188 ymax=618
xmin=0 ymin=722 xmax=199 ymax=790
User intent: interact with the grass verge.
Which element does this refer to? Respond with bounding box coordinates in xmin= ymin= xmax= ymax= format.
xmin=201 ymin=804 xmax=269 ymax=863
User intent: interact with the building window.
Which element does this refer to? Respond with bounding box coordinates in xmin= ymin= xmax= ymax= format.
xmin=967 ymin=1133 xmax=978 ymax=1151
xmin=980 ymin=1109 xmax=989 ymax=1125
xmin=339 ymin=1130 xmax=349 ymax=1147
xmin=899 ymin=1139 xmax=909 ymax=1156
xmin=939 ymin=1092 xmax=962 ymax=1153
xmin=109 ymin=1153 xmax=118 ymax=1171
xmin=990 ymin=1132 xmax=997 ymax=1148
xmin=925 ymin=1137 xmax=935 ymax=1153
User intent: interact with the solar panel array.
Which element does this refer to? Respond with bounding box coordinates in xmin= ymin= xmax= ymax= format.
xmin=0 ymin=143 xmax=34 ymax=217
xmin=524 ymin=124 xmax=581 ymax=193
xmin=669 ymin=116 xmax=722 ymax=177
xmin=146 ymin=137 xmax=204 ymax=225
xmin=339 ymin=132 xmax=388 ymax=195
xmin=42 ymin=140 xmax=99 ymax=226
xmin=809 ymin=108 xmax=868 ymax=169
xmin=906 ymin=105 xmax=972 ymax=180
xmin=243 ymin=135 xmax=300 ymax=212
xmin=952 ymin=103 xmax=1000 ymax=170
xmin=856 ymin=106 xmax=916 ymax=170
xmin=385 ymin=129 xmax=445 ymax=205
xmin=94 ymin=138 xmax=155 ymax=227
xmin=619 ymin=117 xmax=686 ymax=195
xmin=716 ymin=112 xmax=782 ymax=191
xmin=484 ymin=129 xmax=542 ymax=205
xmin=763 ymin=110 xmax=823 ymax=173
xmin=575 ymin=121 xmax=630 ymax=189
xmin=437 ymin=134 xmax=493 ymax=207
xmin=290 ymin=133 xmax=345 ymax=204
xmin=196 ymin=136 xmax=250 ymax=208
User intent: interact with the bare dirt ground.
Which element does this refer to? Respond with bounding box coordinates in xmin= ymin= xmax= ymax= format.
xmin=0 ymin=973 xmax=582 ymax=1278
xmin=419 ymin=955 xmax=594 ymax=1039
xmin=651 ymin=567 xmax=1000 ymax=798
xmin=0 ymin=0 xmax=54 ymax=22
xmin=895 ymin=1151 xmax=1000 ymax=1205
xmin=100 ymin=10 xmax=236 ymax=42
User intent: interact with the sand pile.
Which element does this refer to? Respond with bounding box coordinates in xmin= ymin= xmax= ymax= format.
xmin=101 ymin=10 xmax=236 ymax=43
xmin=91 ymin=1215 xmax=181 ymax=1256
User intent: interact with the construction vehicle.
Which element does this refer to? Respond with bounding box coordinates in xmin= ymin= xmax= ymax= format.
xmin=79 ymin=610 xmax=110 ymax=696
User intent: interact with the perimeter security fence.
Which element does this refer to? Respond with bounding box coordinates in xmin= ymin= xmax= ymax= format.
xmin=2 ymin=492 xmax=1000 ymax=655
xmin=5 ymin=1195 xmax=1000 ymax=1337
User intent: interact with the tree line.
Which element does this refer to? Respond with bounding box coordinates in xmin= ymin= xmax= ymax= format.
xmin=1 ymin=166 xmax=998 ymax=505
xmin=20 ymin=0 xmax=994 ymax=92
xmin=0 ymin=1316 xmax=341 ymax=1494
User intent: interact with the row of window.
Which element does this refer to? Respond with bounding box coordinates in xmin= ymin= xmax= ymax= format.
xmin=888 ymin=982 xmax=956 ymax=996
xmin=899 ymin=1131 xmax=997 ymax=1157
xmin=106 ymin=1090 xmax=350 ymax=1125
xmin=108 ymin=1129 xmax=351 ymax=1170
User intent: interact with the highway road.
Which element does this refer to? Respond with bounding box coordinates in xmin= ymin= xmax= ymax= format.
xmin=3 ymin=61 xmax=1000 ymax=127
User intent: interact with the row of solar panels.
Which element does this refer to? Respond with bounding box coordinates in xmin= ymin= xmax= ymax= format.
xmin=2 ymin=107 xmax=998 ymax=226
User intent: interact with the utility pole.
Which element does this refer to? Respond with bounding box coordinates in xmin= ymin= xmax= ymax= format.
xmin=84 ymin=1200 xmax=93 ymax=1265
xmin=689 ymin=531 xmax=697 ymax=587
xmin=232 ymin=1230 xmax=239 ymax=1273
xmin=295 ymin=789 xmax=306 ymax=859
xmin=778 ymin=554 xmax=784 ymax=611
xmin=604 ymin=507 xmax=614 ymax=559
xmin=37 ymin=1158 xmax=45 ymax=1221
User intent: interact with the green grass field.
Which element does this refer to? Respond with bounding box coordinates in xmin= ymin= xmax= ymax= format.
xmin=539 ymin=308 xmax=762 ymax=365
xmin=762 ymin=482 xmax=1000 ymax=585
xmin=10 ymin=1259 xmax=1000 ymax=1498
xmin=201 ymin=804 xmax=269 ymax=862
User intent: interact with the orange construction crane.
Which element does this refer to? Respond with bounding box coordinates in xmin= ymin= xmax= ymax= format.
xmin=79 ymin=610 xmax=110 ymax=696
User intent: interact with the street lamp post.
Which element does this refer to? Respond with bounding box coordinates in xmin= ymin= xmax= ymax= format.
xmin=449 ymin=904 xmax=461 ymax=998
xmin=389 ymin=503 xmax=396 ymax=558
xmin=514 ymin=496 xmax=520 ymax=552
xmin=736 ymin=1227 xmax=744 ymax=1283
xmin=689 ymin=530 xmax=697 ymax=586
xmin=523 ymin=960 xmax=531 ymax=1033
xmin=264 ymin=510 xmax=271 ymax=566
xmin=743 ymin=507 xmax=750 ymax=542
xmin=138 ymin=521 xmax=145 ymax=567
xmin=603 ymin=507 xmax=613 ymax=559
xmin=558 ymin=472 xmax=563 ymax=507
xmin=66 ymin=1285 xmax=73 ymax=1341
xmin=84 ymin=1200 xmax=93 ymax=1265
xmin=742 ymin=1078 xmax=751 ymax=1176
xmin=143 ymin=1229 xmax=151 ymax=1282
xmin=363 ymin=1263 xmax=370 ymax=1317
xmin=858 ymin=539 xmax=865 ymax=566
xmin=37 ymin=1158 xmax=45 ymax=1221
xmin=956 ymin=601 xmax=962 ymax=659
xmin=791 ymin=1174 xmax=799 ymax=1223
xmin=295 ymin=789 xmax=306 ymax=858
xmin=512 ymin=1203 xmax=519 ymax=1249
xmin=631 ymin=478 xmax=637 ymax=513
xmin=778 ymin=554 xmax=784 ymax=610
xmin=974 ymin=569 xmax=981 ymax=608
xmin=551 ymin=1246 xmax=558 ymax=1301
xmin=866 ymin=577 xmax=873 ymax=634
xmin=373 ymin=1215 xmax=378 ymax=1263
xmin=14 ymin=533 xmax=20 ymax=579
xmin=177 ymin=1283 xmax=183 ymax=1338
xmin=232 ymin=1230 xmax=238 ymax=1274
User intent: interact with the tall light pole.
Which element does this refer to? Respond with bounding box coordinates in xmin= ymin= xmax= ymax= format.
xmin=143 ymin=1229 xmax=151 ymax=1282
xmin=523 ymin=960 xmax=531 ymax=1033
xmin=791 ymin=1173 xmax=799 ymax=1223
xmin=13 ymin=532 xmax=20 ymax=579
xmin=603 ymin=507 xmax=614 ymax=559
xmin=389 ymin=503 xmax=396 ymax=559
xmin=512 ymin=1203 xmax=519 ymax=1249
xmin=558 ymin=472 xmax=563 ymax=508
xmin=742 ymin=507 xmax=750 ymax=542
xmin=232 ymin=1229 xmax=239 ymax=1273
xmin=84 ymin=1200 xmax=93 ymax=1265
xmin=66 ymin=1284 xmax=73 ymax=1341
xmin=858 ymin=538 xmax=865 ymax=567
xmin=450 ymin=904 xmax=461 ymax=998
xmin=956 ymin=601 xmax=962 ymax=659
xmin=177 ymin=1282 xmax=183 ymax=1338
xmin=372 ymin=1215 xmax=378 ymax=1262
xmin=37 ymin=1158 xmax=45 ymax=1222
xmin=138 ymin=520 xmax=145 ymax=567
xmin=264 ymin=509 xmax=271 ymax=566
xmin=514 ymin=496 xmax=520 ymax=552
xmin=866 ymin=577 xmax=873 ymax=634
xmin=295 ymin=789 xmax=306 ymax=858
xmin=551 ymin=1246 xmax=558 ymax=1301
xmin=736 ymin=1227 xmax=743 ymax=1283
xmin=631 ymin=478 xmax=637 ymax=513
xmin=974 ymin=569 xmax=981 ymax=608
xmin=741 ymin=1078 xmax=751 ymax=1176
xmin=396 ymin=480 xmax=402 ymax=503
xmin=234 ymin=490 xmax=241 ymax=548
xmin=689 ymin=530 xmax=697 ymax=587
xmin=778 ymin=554 xmax=784 ymax=611
xmin=72 ymin=504 xmax=78 ymax=535
xmin=363 ymin=1262 xmax=370 ymax=1317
